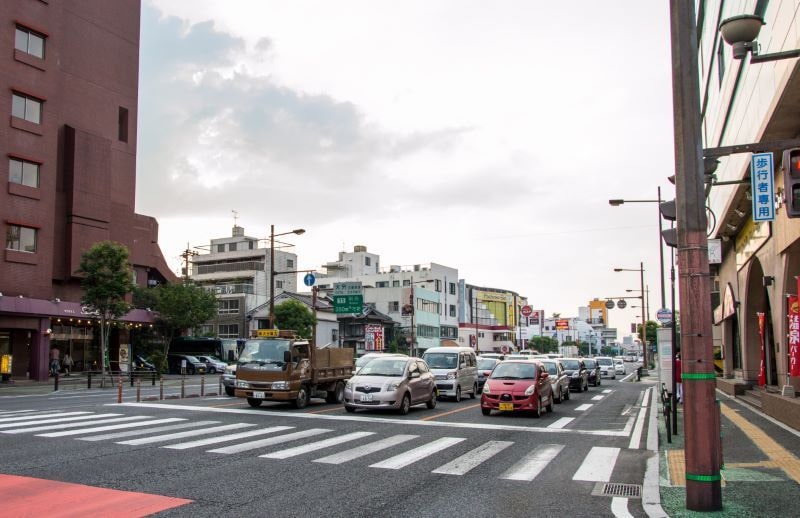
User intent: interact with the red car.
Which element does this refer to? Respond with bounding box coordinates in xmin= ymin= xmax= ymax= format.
xmin=480 ymin=359 xmax=554 ymax=417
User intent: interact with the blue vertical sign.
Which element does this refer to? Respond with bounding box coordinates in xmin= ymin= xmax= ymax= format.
xmin=751 ymin=152 xmax=775 ymax=222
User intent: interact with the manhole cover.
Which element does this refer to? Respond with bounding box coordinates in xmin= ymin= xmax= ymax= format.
xmin=591 ymin=483 xmax=642 ymax=499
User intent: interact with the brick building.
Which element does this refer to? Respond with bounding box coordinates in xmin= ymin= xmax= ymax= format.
xmin=1 ymin=1 xmax=175 ymax=380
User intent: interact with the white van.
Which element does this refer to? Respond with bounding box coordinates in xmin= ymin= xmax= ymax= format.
xmin=421 ymin=347 xmax=478 ymax=402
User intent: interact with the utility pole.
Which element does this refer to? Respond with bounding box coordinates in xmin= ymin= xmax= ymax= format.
xmin=179 ymin=243 xmax=198 ymax=280
xmin=669 ymin=0 xmax=722 ymax=510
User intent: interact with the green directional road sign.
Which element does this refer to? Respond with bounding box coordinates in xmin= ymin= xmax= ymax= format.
xmin=333 ymin=294 xmax=363 ymax=313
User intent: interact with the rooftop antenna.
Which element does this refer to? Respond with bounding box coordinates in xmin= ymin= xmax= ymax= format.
xmin=232 ymin=210 xmax=239 ymax=226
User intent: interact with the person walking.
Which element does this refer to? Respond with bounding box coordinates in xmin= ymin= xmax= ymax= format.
xmin=675 ymin=352 xmax=683 ymax=404
xmin=49 ymin=346 xmax=60 ymax=377
xmin=63 ymin=353 xmax=74 ymax=376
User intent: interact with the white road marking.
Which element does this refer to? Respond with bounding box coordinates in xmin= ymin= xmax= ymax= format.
xmin=592 ymin=395 xmax=605 ymax=401
xmin=37 ymin=418 xmax=186 ymax=437
xmin=547 ymin=417 xmax=575 ymax=429
xmin=370 ymin=437 xmax=465 ymax=470
xmin=0 ymin=409 xmax=37 ymax=416
xmin=0 ymin=411 xmax=93 ymax=423
xmin=572 ymin=446 xmax=620 ymax=481
xmin=611 ymin=497 xmax=634 ymax=518
xmin=314 ymin=434 xmax=419 ymax=465
xmin=501 ymin=444 xmax=564 ymax=481
xmin=603 ymin=389 xmax=613 ymax=394
xmin=575 ymin=404 xmax=593 ymax=411
xmin=261 ymin=431 xmax=374 ymax=459
xmin=432 ymin=440 xmax=513 ymax=476
xmin=164 ymin=426 xmax=294 ymax=450
xmin=79 ymin=421 xmax=220 ymax=441
xmin=2 ymin=416 xmax=144 ymax=434
xmin=629 ymin=387 xmax=651 ymax=450
xmin=117 ymin=423 xmax=255 ymax=445
xmin=208 ymin=428 xmax=331 ymax=454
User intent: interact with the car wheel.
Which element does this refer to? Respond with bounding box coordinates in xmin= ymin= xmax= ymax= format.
xmin=326 ymin=381 xmax=345 ymax=404
xmin=564 ymin=386 xmax=570 ymax=401
xmin=470 ymin=382 xmax=478 ymax=399
xmin=344 ymin=405 xmax=356 ymax=413
xmin=575 ymin=381 xmax=582 ymax=393
xmin=546 ymin=394 xmax=554 ymax=413
xmin=454 ymin=385 xmax=462 ymax=402
xmin=291 ymin=386 xmax=309 ymax=409
xmin=426 ymin=390 xmax=437 ymax=409
xmin=225 ymin=386 xmax=235 ymax=397
xmin=555 ymin=387 xmax=562 ymax=404
xmin=399 ymin=393 xmax=411 ymax=415
xmin=584 ymin=380 xmax=589 ymax=392
xmin=247 ymin=397 xmax=262 ymax=408
xmin=534 ymin=397 xmax=543 ymax=418
xmin=208 ymin=367 xmax=216 ymax=374
xmin=598 ymin=378 xmax=602 ymax=386
xmin=481 ymin=407 xmax=491 ymax=416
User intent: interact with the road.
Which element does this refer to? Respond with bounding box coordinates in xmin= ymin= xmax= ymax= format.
xmin=0 ymin=363 xmax=655 ymax=517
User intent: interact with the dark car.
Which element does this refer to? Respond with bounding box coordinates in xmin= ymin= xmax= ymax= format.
xmin=583 ymin=358 xmax=601 ymax=387
xmin=167 ymin=354 xmax=207 ymax=375
xmin=133 ymin=355 xmax=156 ymax=372
xmin=476 ymin=356 xmax=500 ymax=393
xmin=559 ymin=358 xmax=589 ymax=393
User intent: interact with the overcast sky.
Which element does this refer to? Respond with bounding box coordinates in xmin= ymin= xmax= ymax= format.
xmin=135 ymin=0 xmax=677 ymax=336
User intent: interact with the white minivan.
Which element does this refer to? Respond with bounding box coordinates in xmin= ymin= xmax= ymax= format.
xmin=422 ymin=347 xmax=478 ymax=402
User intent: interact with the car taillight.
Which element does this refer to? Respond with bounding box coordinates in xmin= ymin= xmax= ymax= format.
xmin=482 ymin=370 xmax=492 ymax=376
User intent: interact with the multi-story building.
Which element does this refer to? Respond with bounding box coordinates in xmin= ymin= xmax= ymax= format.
xmin=698 ymin=1 xmax=800 ymax=414
xmin=0 ymin=1 xmax=175 ymax=380
xmin=458 ymin=282 xmax=526 ymax=354
xmin=190 ymin=226 xmax=298 ymax=338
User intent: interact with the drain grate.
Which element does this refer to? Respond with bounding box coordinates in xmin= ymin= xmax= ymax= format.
xmin=591 ymin=483 xmax=642 ymax=499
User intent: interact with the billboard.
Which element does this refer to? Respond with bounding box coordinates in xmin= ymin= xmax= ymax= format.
xmin=555 ymin=319 xmax=569 ymax=330
xmin=365 ymin=324 xmax=384 ymax=351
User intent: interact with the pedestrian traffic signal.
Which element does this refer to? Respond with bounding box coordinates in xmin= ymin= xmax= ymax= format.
xmin=782 ymin=148 xmax=800 ymax=218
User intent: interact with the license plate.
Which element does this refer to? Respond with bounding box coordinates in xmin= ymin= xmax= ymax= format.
xmin=253 ymin=391 xmax=265 ymax=399
xmin=360 ymin=393 xmax=374 ymax=402
xmin=499 ymin=402 xmax=514 ymax=411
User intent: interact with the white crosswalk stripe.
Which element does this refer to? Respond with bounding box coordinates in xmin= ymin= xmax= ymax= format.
xmin=37 ymin=418 xmax=187 ymax=438
xmin=261 ymin=431 xmax=375 ymax=459
xmin=208 ymin=428 xmax=332 ymax=454
xmin=592 ymin=395 xmax=605 ymax=401
xmin=547 ymin=417 xmax=575 ymax=429
xmin=313 ymin=434 xmax=419 ymax=465
xmin=0 ymin=409 xmax=38 ymax=416
xmin=0 ymin=413 xmax=116 ymax=430
xmin=501 ymin=444 xmax=564 ymax=481
xmin=164 ymin=426 xmax=294 ymax=450
xmin=572 ymin=446 xmax=620 ymax=482
xmin=2 ymin=416 xmax=146 ymax=434
xmin=370 ymin=437 xmax=465 ymax=470
xmin=575 ymin=404 xmax=593 ymax=411
xmin=117 ymin=423 xmax=256 ymax=445
xmin=603 ymin=389 xmax=613 ymax=394
xmin=0 ymin=411 xmax=94 ymax=424
xmin=80 ymin=421 xmax=221 ymax=442
xmin=432 ymin=440 xmax=513 ymax=476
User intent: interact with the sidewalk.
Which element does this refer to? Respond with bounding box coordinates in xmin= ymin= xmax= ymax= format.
xmin=0 ymin=373 xmax=221 ymax=397
xmin=652 ymin=378 xmax=800 ymax=516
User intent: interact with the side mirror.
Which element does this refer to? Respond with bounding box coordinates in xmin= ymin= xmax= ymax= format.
xmin=409 ymin=371 xmax=421 ymax=379
xmin=283 ymin=350 xmax=291 ymax=363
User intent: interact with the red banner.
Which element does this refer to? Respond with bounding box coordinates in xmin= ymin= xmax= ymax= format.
xmin=757 ymin=312 xmax=766 ymax=386
xmin=791 ymin=295 xmax=800 ymax=377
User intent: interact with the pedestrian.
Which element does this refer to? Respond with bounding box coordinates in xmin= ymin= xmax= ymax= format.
xmin=63 ymin=353 xmax=74 ymax=376
xmin=49 ymin=346 xmax=60 ymax=377
xmin=675 ymin=353 xmax=683 ymax=404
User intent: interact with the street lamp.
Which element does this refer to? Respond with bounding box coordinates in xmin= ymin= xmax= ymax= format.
xmin=614 ymin=263 xmax=647 ymax=371
xmin=268 ymin=225 xmax=305 ymax=329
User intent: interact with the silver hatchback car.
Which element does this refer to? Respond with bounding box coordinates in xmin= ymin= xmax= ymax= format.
xmin=344 ymin=357 xmax=437 ymax=415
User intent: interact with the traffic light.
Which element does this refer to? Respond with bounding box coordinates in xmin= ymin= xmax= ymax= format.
xmin=783 ymin=148 xmax=800 ymax=218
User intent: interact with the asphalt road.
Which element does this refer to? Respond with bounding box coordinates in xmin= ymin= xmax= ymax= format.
xmin=0 ymin=363 xmax=654 ymax=517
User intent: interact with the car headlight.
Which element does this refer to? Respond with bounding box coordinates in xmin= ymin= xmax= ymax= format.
xmin=482 ymin=383 xmax=491 ymax=394
xmin=387 ymin=381 xmax=401 ymax=391
xmin=345 ymin=379 xmax=353 ymax=390
xmin=524 ymin=384 xmax=536 ymax=396
xmin=572 ymin=372 xmax=580 ymax=378
xmin=236 ymin=380 xmax=249 ymax=388
xmin=446 ymin=371 xmax=456 ymax=380
xmin=271 ymin=381 xmax=288 ymax=390
xmin=224 ymin=366 xmax=235 ymax=375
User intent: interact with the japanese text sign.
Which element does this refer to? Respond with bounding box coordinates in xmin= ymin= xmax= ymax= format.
xmin=750 ymin=152 xmax=775 ymax=222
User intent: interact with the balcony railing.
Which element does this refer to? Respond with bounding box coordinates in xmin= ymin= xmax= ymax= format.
xmin=193 ymin=261 xmax=264 ymax=275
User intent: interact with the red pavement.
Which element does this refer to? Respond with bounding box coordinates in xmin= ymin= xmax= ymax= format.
xmin=0 ymin=474 xmax=192 ymax=517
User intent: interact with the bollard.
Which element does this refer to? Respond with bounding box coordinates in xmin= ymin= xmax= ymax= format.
xmin=201 ymin=375 xmax=205 ymax=397
xmin=117 ymin=376 xmax=123 ymax=403
xmin=87 ymin=372 xmax=91 ymax=389
xmin=219 ymin=376 xmax=223 ymax=396
xmin=152 ymin=371 xmax=156 ymax=386
xmin=130 ymin=371 xmax=134 ymax=388
xmin=181 ymin=375 xmax=185 ymax=399
xmin=136 ymin=378 xmax=141 ymax=402
xmin=159 ymin=377 xmax=164 ymax=400
xmin=637 ymin=366 xmax=642 ymax=381
xmin=54 ymin=371 xmax=59 ymax=392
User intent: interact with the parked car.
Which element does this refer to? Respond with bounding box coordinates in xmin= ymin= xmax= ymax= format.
xmin=422 ymin=347 xmax=478 ymax=402
xmin=614 ymin=358 xmax=626 ymax=375
xmin=476 ymin=356 xmax=500 ymax=393
xmin=354 ymin=352 xmax=407 ymax=375
xmin=167 ymin=354 xmax=207 ymax=375
xmin=540 ymin=359 xmax=570 ymax=403
xmin=196 ymin=355 xmax=227 ymax=374
xmin=222 ymin=363 xmax=237 ymax=396
xmin=132 ymin=355 xmax=156 ymax=372
xmin=559 ymin=358 xmax=589 ymax=392
xmin=583 ymin=358 xmax=601 ymax=387
xmin=595 ymin=356 xmax=616 ymax=379
xmin=480 ymin=359 xmax=554 ymax=417
xmin=343 ymin=356 xmax=437 ymax=415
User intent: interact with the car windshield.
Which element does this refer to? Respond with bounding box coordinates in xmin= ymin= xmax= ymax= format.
xmin=490 ymin=362 xmax=537 ymax=379
xmin=477 ymin=359 xmax=497 ymax=370
xmin=422 ymin=352 xmax=457 ymax=369
xmin=597 ymin=358 xmax=613 ymax=366
xmin=358 ymin=359 xmax=408 ymax=377
xmin=584 ymin=360 xmax=596 ymax=368
xmin=356 ymin=355 xmax=378 ymax=368
xmin=542 ymin=362 xmax=558 ymax=375
xmin=561 ymin=360 xmax=581 ymax=370
xmin=238 ymin=339 xmax=291 ymax=365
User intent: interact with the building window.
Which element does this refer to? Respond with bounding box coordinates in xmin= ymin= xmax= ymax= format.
xmin=12 ymin=93 xmax=42 ymax=124
xmin=218 ymin=299 xmax=240 ymax=315
xmin=376 ymin=281 xmax=389 ymax=288
xmin=6 ymin=224 xmax=37 ymax=252
xmin=118 ymin=107 xmax=128 ymax=142
xmin=392 ymin=280 xmax=400 ymax=287
xmin=286 ymin=259 xmax=294 ymax=268
xmin=435 ymin=279 xmax=442 ymax=292
xmin=449 ymin=283 xmax=456 ymax=295
xmin=365 ymin=257 xmax=371 ymax=266
xmin=449 ymin=304 xmax=456 ymax=317
xmin=218 ymin=324 xmax=239 ymax=338
xmin=331 ymin=329 xmax=339 ymax=343
xmin=717 ymin=37 xmax=726 ymax=86
xmin=196 ymin=324 xmax=214 ymax=336
xmin=15 ymin=26 xmax=45 ymax=59
xmin=389 ymin=301 xmax=400 ymax=313
xmin=9 ymin=157 xmax=40 ymax=188
xmin=248 ymin=241 xmax=254 ymax=250
xmin=276 ymin=280 xmax=284 ymax=289
xmin=228 ymin=243 xmax=237 ymax=252
xmin=403 ymin=279 xmax=410 ymax=287
xmin=217 ymin=244 xmax=224 ymax=252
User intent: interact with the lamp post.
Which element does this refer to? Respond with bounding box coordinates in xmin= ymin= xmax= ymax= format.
xmin=614 ymin=263 xmax=647 ymax=371
xmin=268 ymin=225 xmax=305 ymax=329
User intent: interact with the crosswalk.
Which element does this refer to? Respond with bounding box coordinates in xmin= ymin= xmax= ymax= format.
xmin=0 ymin=409 xmax=631 ymax=483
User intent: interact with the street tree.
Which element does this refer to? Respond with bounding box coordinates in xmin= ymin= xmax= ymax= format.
xmin=528 ymin=335 xmax=558 ymax=353
xmin=154 ymin=281 xmax=217 ymax=359
xmin=78 ymin=241 xmax=134 ymax=380
xmin=274 ymin=299 xmax=316 ymax=338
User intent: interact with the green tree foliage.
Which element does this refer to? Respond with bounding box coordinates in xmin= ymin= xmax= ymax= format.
xmin=636 ymin=320 xmax=660 ymax=346
xmin=78 ymin=241 xmax=134 ymax=379
xmin=154 ymin=281 xmax=217 ymax=354
xmin=274 ymin=299 xmax=316 ymax=338
xmin=527 ymin=335 xmax=559 ymax=353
